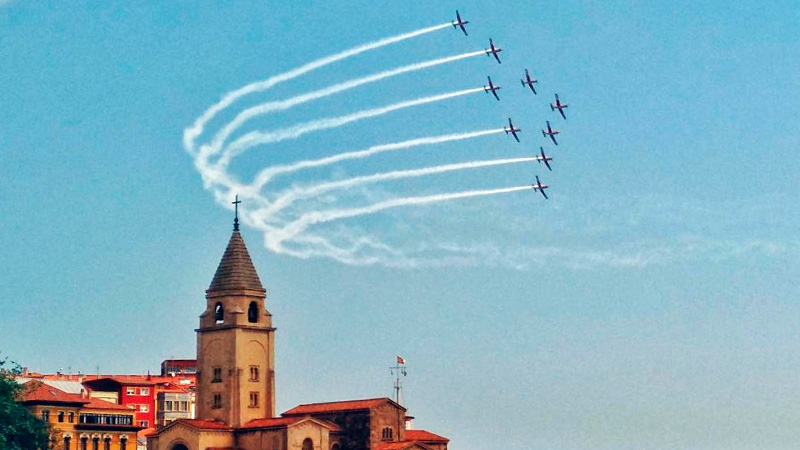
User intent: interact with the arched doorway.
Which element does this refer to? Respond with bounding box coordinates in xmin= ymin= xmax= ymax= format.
xmin=171 ymin=444 xmax=189 ymax=450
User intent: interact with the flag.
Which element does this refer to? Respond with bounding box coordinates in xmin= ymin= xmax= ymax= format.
xmin=397 ymin=355 xmax=406 ymax=365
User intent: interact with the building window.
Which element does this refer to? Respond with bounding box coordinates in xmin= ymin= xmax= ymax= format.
xmin=248 ymin=301 xmax=259 ymax=323
xmin=140 ymin=388 xmax=150 ymax=396
xmin=214 ymin=302 xmax=224 ymax=323
xmin=139 ymin=404 xmax=149 ymax=413
xmin=126 ymin=387 xmax=135 ymax=395
xmin=41 ymin=410 xmax=50 ymax=421
xmin=381 ymin=427 xmax=393 ymax=441
xmin=58 ymin=411 xmax=65 ymax=422
xmin=249 ymin=366 xmax=259 ymax=381
xmin=104 ymin=437 xmax=111 ymax=450
xmin=212 ymin=367 xmax=222 ymax=382
xmin=302 ymin=438 xmax=313 ymax=450
xmin=80 ymin=437 xmax=88 ymax=450
xmin=64 ymin=436 xmax=71 ymax=450
xmin=249 ymin=392 xmax=259 ymax=408
xmin=120 ymin=438 xmax=127 ymax=450
xmin=213 ymin=394 xmax=222 ymax=409
xmin=165 ymin=400 xmax=173 ymax=411
xmin=180 ymin=401 xmax=189 ymax=411
xmin=331 ymin=444 xmax=340 ymax=450
xmin=69 ymin=411 xmax=75 ymax=423
xmin=92 ymin=437 xmax=99 ymax=450
xmin=139 ymin=420 xmax=149 ymax=427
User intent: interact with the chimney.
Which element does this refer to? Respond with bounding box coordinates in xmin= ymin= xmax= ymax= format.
xmin=21 ymin=367 xmax=28 ymax=377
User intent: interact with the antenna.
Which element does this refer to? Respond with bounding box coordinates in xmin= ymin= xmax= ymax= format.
xmin=390 ymin=356 xmax=407 ymax=405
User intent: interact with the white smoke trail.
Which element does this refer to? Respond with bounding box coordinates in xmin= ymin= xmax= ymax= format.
xmin=267 ymin=186 xmax=531 ymax=250
xmin=216 ymin=87 xmax=486 ymax=166
xmin=183 ymin=22 xmax=452 ymax=155
xmin=248 ymin=129 xmax=505 ymax=191
xmin=208 ymin=50 xmax=487 ymax=153
xmin=260 ymin=157 xmax=539 ymax=218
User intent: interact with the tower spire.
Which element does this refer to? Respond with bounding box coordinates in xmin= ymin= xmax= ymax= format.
xmin=232 ymin=194 xmax=241 ymax=231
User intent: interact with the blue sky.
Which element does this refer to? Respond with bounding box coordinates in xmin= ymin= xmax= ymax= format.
xmin=2 ymin=1 xmax=800 ymax=449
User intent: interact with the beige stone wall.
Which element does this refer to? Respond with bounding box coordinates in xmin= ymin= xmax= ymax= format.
xmin=148 ymin=425 xmax=234 ymax=450
xmin=287 ymin=421 xmax=330 ymax=450
xmin=235 ymin=428 xmax=286 ymax=450
xmin=196 ymin=291 xmax=275 ymax=427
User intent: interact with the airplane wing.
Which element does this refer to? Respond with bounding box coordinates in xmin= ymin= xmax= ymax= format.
xmin=494 ymin=53 xmax=502 ymax=64
xmin=559 ymin=108 xmax=567 ymax=120
xmin=512 ymin=130 xmax=519 ymax=142
xmin=541 ymin=189 xmax=548 ymax=199
xmin=492 ymin=90 xmax=500 ymax=101
xmin=543 ymin=159 xmax=552 ymax=171
xmin=550 ymin=134 xmax=558 ymax=145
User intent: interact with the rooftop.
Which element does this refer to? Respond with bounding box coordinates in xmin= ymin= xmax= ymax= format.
xmin=283 ymin=397 xmax=405 ymax=416
xmin=208 ymin=229 xmax=265 ymax=293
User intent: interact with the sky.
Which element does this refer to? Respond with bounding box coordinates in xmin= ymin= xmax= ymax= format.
xmin=1 ymin=1 xmax=800 ymax=449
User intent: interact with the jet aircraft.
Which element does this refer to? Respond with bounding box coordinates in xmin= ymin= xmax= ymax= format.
xmin=542 ymin=120 xmax=560 ymax=145
xmin=452 ymin=11 xmax=469 ymax=36
xmin=520 ymin=69 xmax=538 ymax=94
xmin=484 ymin=76 xmax=501 ymax=101
xmin=504 ymin=117 xmax=521 ymax=142
xmin=536 ymin=147 xmax=553 ymax=171
xmin=532 ymin=175 xmax=549 ymax=199
xmin=550 ymin=93 xmax=568 ymax=119
xmin=485 ymin=39 xmax=502 ymax=64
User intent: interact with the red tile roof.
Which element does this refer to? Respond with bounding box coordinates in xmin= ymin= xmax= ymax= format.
xmin=405 ymin=430 xmax=450 ymax=443
xmin=180 ymin=419 xmax=231 ymax=430
xmin=240 ymin=417 xmax=300 ymax=429
xmin=20 ymin=381 xmax=134 ymax=412
xmin=20 ymin=381 xmax=86 ymax=404
xmin=283 ymin=397 xmax=404 ymax=415
xmin=83 ymin=397 xmax=135 ymax=411
xmin=375 ymin=442 xmax=433 ymax=450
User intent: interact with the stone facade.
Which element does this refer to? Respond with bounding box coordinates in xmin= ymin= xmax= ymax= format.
xmin=147 ymin=223 xmax=450 ymax=450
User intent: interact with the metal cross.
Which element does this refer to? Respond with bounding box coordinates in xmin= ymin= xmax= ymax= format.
xmin=232 ymin=195 xmax=242 ymax=231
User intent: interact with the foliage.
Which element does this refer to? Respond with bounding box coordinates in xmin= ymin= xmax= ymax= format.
xmin=0 ymin=355 xmax=51 ymax=450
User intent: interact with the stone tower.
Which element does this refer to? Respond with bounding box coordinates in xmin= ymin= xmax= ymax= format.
xmin=195 ymin=220 xmax=276 ymax=426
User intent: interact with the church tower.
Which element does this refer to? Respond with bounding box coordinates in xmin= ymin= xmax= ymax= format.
xmin=195 ymin=217 xmax=276 ymax=426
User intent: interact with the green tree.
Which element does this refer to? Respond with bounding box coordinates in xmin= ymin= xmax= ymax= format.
xmin=0 ymin=356 xmax=51 ymax=450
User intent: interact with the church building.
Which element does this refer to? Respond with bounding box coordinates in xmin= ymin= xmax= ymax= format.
xmin=146 ymin=218 xmax=451 ymax=450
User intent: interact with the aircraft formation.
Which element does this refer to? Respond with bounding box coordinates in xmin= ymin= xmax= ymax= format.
xmin=454 ymin=10 xmax=570 ymax=200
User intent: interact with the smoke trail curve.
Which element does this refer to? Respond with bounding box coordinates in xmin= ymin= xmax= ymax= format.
xmin=183 ymin=22 xmax=452 ymax=155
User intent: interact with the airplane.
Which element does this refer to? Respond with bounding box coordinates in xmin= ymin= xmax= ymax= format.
xmin=532 ymin=175 xmax=549 ymax=199
xmin=484 ymin=76 xmax=501 ymax=101
xmin=485 ymin=38 xmax=502 ymax=64
xmin=452 ymin=10 xmax=469 ymax=36
xmin=542 ymin=120 xmax=560 ymax=145
xmin=536 ymin=147 xmax=553 ymax=171
xmin=550 ymin=93 xmax=568 ymax=119
xmin=504 ymin=117 xmax=521 ymax=142
xmin=520 ymin=69 xmax=538 ymax=94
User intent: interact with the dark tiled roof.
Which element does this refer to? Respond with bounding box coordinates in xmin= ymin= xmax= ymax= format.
xmin=208 ymin=230 xmax=265 ymax=293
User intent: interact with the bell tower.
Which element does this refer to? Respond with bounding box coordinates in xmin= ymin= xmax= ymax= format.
xmin=195 ymin=213 xmax=276 ymax=426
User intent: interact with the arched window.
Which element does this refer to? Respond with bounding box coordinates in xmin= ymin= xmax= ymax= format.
xmin=248 ymin=301 xmax=259 ymax=323
xmin=120 ymin=437 xmax=127 ymax=450
xmin=171 ymin=445 xmax=189 ymax=450
xmin=92 ymin=437 xmax=99 ymax=450
xmin=64 ymin=436 xmax=71 ymax=450
xmin=302 ymin=438 xmax=313 ymax=450
xmin=214 ymin=302 xmax=224 ymax=323
xmin=80 ymin=437 xmax=88 ymax=450
xmin=331 ymin=444 xmax=340 ymax=450
xmin=381 ymin=427 xmax=393 ymax=441
xmin=103 ymin=437 xmax=111 ymax=450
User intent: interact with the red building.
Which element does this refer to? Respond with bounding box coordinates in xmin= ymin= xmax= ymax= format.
xmin=84 ymin=377 xmax=158 ymax=429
